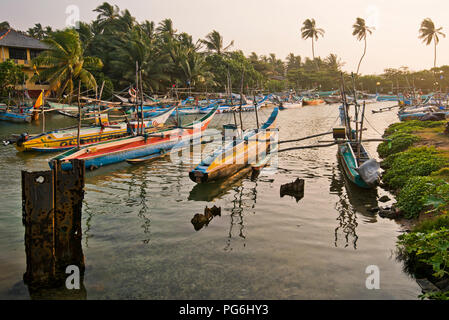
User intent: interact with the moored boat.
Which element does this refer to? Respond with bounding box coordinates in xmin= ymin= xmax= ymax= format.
xmin=15 ymin=106 xmax=175 ymax=152
xmin=303 ymin=97 xmax=325 ymax=106
xmin=189 ymin=107 xmax=279 ymax=183
xmin=49 ymin=106 xmax=218 ymax=171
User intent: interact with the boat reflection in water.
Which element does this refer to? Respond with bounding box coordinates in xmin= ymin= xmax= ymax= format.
xmin=188 ymin=167 xmax=259 ymax=251
xmin=330 ymin=162 xmax=378 ymax=249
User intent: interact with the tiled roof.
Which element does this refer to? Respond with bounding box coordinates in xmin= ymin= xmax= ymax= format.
xmin=0 ymin=29 xmax=49 ymax=50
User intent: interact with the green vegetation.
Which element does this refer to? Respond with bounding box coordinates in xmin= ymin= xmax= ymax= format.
xmin=384 ymin=120 xmax=447 ymax=136
xmin=380 ymin=120 xmax=449 ymax=299
xmin=377 ymin=132 xmax=420 ymax=158
xmin=0 ymin=60 xmax=26 ymax=100
xmin=397 ymin=176 xmax=448 ymax=218
xmin=382 ymin=146 xmax=447 ymax=190
xmin=33 ymin=29 xmax=103 ymax=97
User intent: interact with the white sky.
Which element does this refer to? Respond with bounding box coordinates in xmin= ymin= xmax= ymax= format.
xmin=1 ymin=0 xmax=448 ymax=74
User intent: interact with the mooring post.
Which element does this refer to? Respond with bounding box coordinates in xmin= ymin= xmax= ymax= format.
xmin=22 ymin=159 xmax=85 ymax=287
xmin=22 ymin=170 xmax=56 ymax=285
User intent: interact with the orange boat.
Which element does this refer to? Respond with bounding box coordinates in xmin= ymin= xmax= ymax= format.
xmin=303 ymin=98 xmax=325 ymax=106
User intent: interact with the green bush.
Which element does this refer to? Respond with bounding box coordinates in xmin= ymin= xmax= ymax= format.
xmin=382 ymin=146 xmax=448 ymax=189
xmin=377 ymin=132 xmax=420 ymax=158
xmin=398 ymin=227 xmax=449 ymax=279
xmin=384 ymin=120 xmax=446 ymax=136
xmin=414 ymin=214 xmax=449 ymax=233
xmin=397 ymin=177 xmax=447 ymax=218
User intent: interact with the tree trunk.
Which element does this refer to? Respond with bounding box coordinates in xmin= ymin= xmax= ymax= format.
xmin=312 ymin=38 xmax=319 ymax=71
xmin=434 ymin=39 xmax=437 ymax=69
xmin=356 ymin=37 xmax=367 ymax=75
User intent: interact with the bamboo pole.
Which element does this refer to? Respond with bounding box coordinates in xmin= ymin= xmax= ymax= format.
xmin=77 ymin=81 xmax=81 ymax=149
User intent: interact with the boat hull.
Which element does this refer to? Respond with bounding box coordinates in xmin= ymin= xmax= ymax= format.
xmin=190 ymin=107 xmax=279 ymax=183
xmin=337 ymin=142 xmax=373 ymax=189
xmin=50 ymin=107 xmax=217 ymax=171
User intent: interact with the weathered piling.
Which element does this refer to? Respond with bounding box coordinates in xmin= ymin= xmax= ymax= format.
xmin=22 ymin=159 xmax=85 ymax=288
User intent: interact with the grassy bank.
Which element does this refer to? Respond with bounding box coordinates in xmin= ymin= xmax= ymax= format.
xmin=377 ymin=120 xmax=449 ymax=299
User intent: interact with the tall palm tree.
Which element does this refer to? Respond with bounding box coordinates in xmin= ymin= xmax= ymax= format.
xmin=419 ymin=18 xmax=446 ymax=69
xmin=157 ymin=19 xmax=177 ymax=37
xmin=301 ymin=18 xmax=325 ymax=70
xmin=32 ymin=29 xmax=103 ymax=98
xmin=352 ymin=17 xmax=374 ymax=75
xmin=0 ymin=21 xmax=10 ymax=30
xmin=202 ymin=30 xmax=234 ymax=55
xmin=94 ymin=2 xmax=120 ymax=32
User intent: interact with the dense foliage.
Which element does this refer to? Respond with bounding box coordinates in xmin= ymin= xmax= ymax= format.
xmin=0 ymin=60 xmax=27 ymax=99
xmin=2 ymin=3 xmax=448 ymax=97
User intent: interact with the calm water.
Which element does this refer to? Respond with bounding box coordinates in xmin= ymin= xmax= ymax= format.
xmin=0 ymin=102 xmax=422 ymax=299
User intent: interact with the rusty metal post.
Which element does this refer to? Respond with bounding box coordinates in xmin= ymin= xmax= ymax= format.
xmin=53 ymin=159 xmax=85 ymax=275
xmin=22 ymin=170 xmax=56 ymax=285
xmin=22 ymin=159 xmax=85 ymax=287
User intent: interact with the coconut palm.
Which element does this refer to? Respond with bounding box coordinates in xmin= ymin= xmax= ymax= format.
xmin=0 ymin=21 xmax=10 ymax=30
xmin=419 ymin=18 xmax=446 ymax=69
xmin=93 ymin=2 xmax=120 ymax=32
xmin=352 ymin=17 xmax=374 ymax=75
xmin=325 ymin=53 xmax=345 ymax=71
xmin=32 ymin=29 xmax=103 ymax=98
xmin=202 ymin=30 xmax=234 ymax=55
xmin=301 ymin=18 xmax=325 ymax=70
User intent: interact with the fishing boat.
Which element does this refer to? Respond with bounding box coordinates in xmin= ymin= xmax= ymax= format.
xmin=47 ymin=101 xmax=79 ymax=112
xmin=49 ymin=106 xmax=218 ymax=171
xmin=0 ymin=109 xmax=32 ymax=123
xmin=189 ymin=107 xmax=279 ymax=183
xmin=335 ymin=81 xmax=380 ymax=189
xmin=324 ymin=96 xmax=342 ymax=104
xmin=198 ymin=95 xmax=270 ymax=114
xmin=15 ymin=106 xmax=175 ymax=152
xmin=303 ymin=97 xmax=325 ymax=106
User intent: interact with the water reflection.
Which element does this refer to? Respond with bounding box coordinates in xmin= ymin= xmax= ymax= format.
xmin=330 ymin=160 xmax=380 ymax=249
xmin=225 ymin=180 xmax=258 ymax=251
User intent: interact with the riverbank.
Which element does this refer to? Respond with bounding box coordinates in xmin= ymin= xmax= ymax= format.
xmin=376 ymin=120 xmax=449 ymax=299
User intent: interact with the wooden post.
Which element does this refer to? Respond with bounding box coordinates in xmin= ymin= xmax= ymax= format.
xmin=22 ymin=159 xmax=85 ymax=289
xmin=140 ymin=70 xmax=144 ymax=135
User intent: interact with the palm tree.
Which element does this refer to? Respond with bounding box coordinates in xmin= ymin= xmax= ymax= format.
xmin=325 ymin=53 xmax=345 ymax=71
xmin=0 ymin=21 xmax=10 ymax=30
xmin=419 ymin=18 xmax=446 ymax=69
xmin=202 ymin=30 xmax=234 ymax=55
xmin=352 ymin=17 xmax=374 ymax=75
xmin=301 ymin=18 xmax=325 ymax=70
xmin=93 ymin=2 xmax=120 ymax=32
xmin=32 ymin=29 xmax=103 ymax=98
xmin=157 ymin=19 xmax=177 ymax=38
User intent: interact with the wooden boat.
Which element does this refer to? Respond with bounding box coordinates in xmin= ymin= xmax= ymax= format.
xmin=0 ymin=109 xmax=32 ymax=123
xmin=303 ymin=98 xmax=325 ymax=106
xmin=335 ymin=83 xmax=380 ymax=189
xmin=15 ymin=106 xmax=175 ymax=152
xmin=49 ymin=106 xmax=218 ymax=171
xmin=47 ymin=101 xmax=79 ymax=112
xmin=189 ymin=107 xmax=279 ymax=183
xmin=279 ymin=98 xmax=303 ymax=109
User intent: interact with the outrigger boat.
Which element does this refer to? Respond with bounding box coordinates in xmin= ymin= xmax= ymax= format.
xmin=15 ymin=106 xmax=175 ymax=152
xmin=334 ymin=76 xmax=380 ymax=189
xmin=303 ymin=97 xmax=325 ymax=106
xmin=49 ymin=106 xmax=218 ymax=171
xmin=189 ymin=107 xmax=279 ymax=183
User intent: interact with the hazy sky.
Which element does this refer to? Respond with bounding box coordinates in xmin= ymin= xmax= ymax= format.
xmin=1 ymin=0 xmax=449 ymax=74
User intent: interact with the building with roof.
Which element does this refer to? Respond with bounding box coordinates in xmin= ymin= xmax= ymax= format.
xmin=0 ymin=29 xmax=51 ymax=96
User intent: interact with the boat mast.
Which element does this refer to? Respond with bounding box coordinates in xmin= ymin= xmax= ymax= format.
xmin=77 ymin=81 xmax=81 ymax=149
xmin=139 ymin=70 xmax=144 ymax=135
